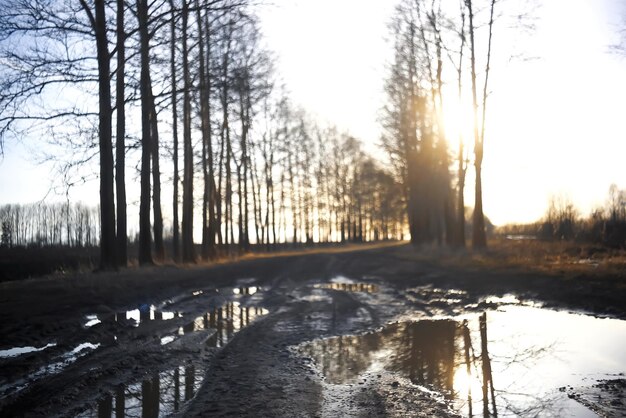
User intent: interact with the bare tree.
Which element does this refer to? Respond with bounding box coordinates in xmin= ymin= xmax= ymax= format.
xmin=116 ymin=0 xmax=128 ymax=266
xmin=137 ymin=0 xmax=154 ymax=265
xmin=466 ymin=0 xmax=496 ymax=249
xmin=169 ymin=0 xmax=181 ymax=262
xmin=78 ymin=0 xmax=117 ymax=269
xmin=181 ymin=0 xmax=195 ymax=262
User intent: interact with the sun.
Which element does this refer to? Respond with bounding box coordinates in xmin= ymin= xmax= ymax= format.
xmin=441 ymin=95 xmax=475 ymax=154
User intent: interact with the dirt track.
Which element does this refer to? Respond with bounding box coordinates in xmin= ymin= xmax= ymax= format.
xmin=1 ymin=242 xmax=625 ymax=417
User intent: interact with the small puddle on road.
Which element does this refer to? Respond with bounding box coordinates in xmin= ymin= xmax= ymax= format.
xmin=300 ymin=305 xmax=626 ymax=417
xmin=0 ymin=343 xmax=57 ymax=359
xmin=314 ymin=283 xmax=379 ymax=293
xmin=84 ymin=306 xmax=180 ymax=329
xmin=0 ymin=342 xmax=102 ymax=401
xmin=78 ymin=300 xmax=269 ymax=417
xmin=232 ymin=286 xmax=260 ymax=295
xmin=161 ymin=301 xmax=269 ymax=348
xmin=77 ymin=364 xmax=204 ymax=418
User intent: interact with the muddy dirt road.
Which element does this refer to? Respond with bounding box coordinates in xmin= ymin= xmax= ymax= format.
xmin=1 ymin=243 xmax=625 ymax=417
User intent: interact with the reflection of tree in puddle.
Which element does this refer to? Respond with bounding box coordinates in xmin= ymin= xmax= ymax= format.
xmin=202 ymin=302 xmax=269 ymax=348
xmin=301 ymin=313 xmax=560 ymax=417
xmin=390 ymin=320 xmax=456 ymax=394
xmin=94 ymin=365 xmax=200 ymax=417
xmin=300 ymin=320 xmax=457 ymax=391
xmin=85 ymin=302 xmax=269 ymax=417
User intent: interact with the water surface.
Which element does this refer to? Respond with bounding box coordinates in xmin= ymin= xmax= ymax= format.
xmin=300 ymin=305 xmax=626 ymax=417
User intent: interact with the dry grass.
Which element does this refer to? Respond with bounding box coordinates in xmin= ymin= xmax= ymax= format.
xmin=395 ymin=238 xmax=626 ymax=279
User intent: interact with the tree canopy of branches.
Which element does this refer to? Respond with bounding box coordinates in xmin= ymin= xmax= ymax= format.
xmin=0 ymin=0 xmax=407 ymax=267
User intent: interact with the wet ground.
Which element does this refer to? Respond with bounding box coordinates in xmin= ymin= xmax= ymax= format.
xmin=0 ymin=243 xmax=625 ymax=417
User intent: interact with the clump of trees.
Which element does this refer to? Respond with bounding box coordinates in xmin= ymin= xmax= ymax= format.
xmin=498 ymin=185 xmax=626 ymax=248
xmin=381 ymin=0 xmax=499 ymax=249
xmin=0 ymin=0 xmax=406 ymax=269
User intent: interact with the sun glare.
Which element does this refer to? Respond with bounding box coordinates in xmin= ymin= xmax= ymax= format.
xmin=442 ymin=97 xmax=475 ymax=153
xmin=453 ymin=367 xmax=482 ymax=400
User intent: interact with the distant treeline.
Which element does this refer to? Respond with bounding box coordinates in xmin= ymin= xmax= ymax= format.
xmin=0 ymin=203 xmax=100 ymax=248
xmin=497 ymin=185 xmax=626 ymax=248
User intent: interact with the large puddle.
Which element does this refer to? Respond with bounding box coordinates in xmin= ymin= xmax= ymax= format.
xmin=300 ymin=305 xmax=626 ymax=417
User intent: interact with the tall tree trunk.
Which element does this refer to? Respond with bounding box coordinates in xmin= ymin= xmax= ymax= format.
xmin=227 ymin=130 xmax=234 ymax=246
xmin=239 ymin=85 xmax=250 ymax=250
xmin=115 ymin=0 xmax=127 ymax=266
xmin=80 ymin=0 xmax=116 ymax=270
xmin=467 ymin=0 xmax=489 ymax=248
xmin=288 ymin=151 xmax=297 ymax=244
xmin=204 ymin=8 xmax=217 ymax=256
xmin=456 ymin=0 xmax=467 ymax=248
xmin=457 ymin=140 xmax=467 ymax=247
xmin=150 ymin=87 xmax=165 ymax=260
xmin=236 ymin=161 xmax=243 ymax=246
xmin=181 ymin=0 xmax=195 ymax=262
xmin=217 ymin=118 xmax=225 ymax=246
xmin=270 ymin=174 xmax=276 ymax=245
xmin=137 ymin=0 xmax=153 ymax=265
xmin=250 ymin=151 xmax=262 ymax=246
xmin=219 ymin=22 xmax=233 ymax=249
xmin=197 ymin=0 xmax=215 ymax=260
xmin=169 ymin=0 xmax=180 ymax=262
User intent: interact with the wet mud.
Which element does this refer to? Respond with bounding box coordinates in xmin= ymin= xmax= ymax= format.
xmin=0 ymin=244 xmax=625 ymax=417
xmin=0 ymin=284 xmax=268 ymax=417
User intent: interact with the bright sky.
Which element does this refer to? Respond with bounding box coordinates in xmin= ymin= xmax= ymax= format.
xmin=1 ymin=0 xmax=625 ymax=227
xmin=258 ymin=0 xmax=626 ymax=226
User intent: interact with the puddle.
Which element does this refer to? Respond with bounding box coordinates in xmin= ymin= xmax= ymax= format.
xmin=314 ymin=283 xmax=379 ymax=293
xmin=1 ymin=342 xmax=101 ymax=400
xmin=84 ymin=315 xmax=101 ymax=328
xmin=2 ymin=284 xmax=269 ymax=415
xmin=76 ymin=364 xmax=205 ymax=418
xmin=120 ymin=305 xmax=178 ymax=327
xmin=204 ymin=303 xmax=269 ymax=348
xmin=233 ymin=286 xmax=259 ymax=295
xmin=0 ymin=342 xmax=57 ymax=359
xmin=83 ymin=306 xmax=179 ymax=328
xmin=160 ymin=301 xmax=269 ymax=347
xmin=80 ymin=301 xmax=269 ymax=416
xmin=300 ymin=306 xmax=626 ymax=417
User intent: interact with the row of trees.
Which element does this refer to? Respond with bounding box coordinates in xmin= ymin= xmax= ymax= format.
xmin=0 ymin=0 xmax=406 ymax=268
xmin=0 ymin=203 xmax=100 ymax=248
xmin=0 ymin=0 xmax=518 ymax=271
xmin=381 ymin=0 xmax=498 ymax=248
